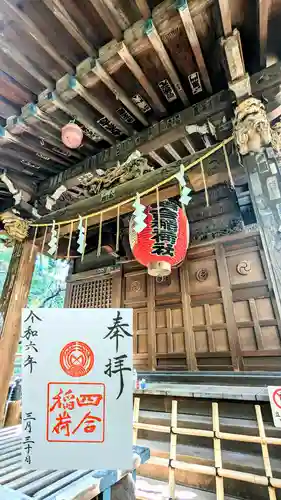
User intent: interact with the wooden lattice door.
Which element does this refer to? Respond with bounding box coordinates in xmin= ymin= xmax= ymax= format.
xmin=65 ymin=276 xmax=114 ymax=308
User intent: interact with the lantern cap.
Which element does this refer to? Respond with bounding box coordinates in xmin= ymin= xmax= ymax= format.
xmin=148 ymin=261 xmax=171 ymax=277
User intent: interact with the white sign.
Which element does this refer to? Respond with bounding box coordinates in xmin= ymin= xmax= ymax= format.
xmin=22 ymin=308 xmax=133 ymax=470
xmin=268 ymin=386 xmax=281 ymax=427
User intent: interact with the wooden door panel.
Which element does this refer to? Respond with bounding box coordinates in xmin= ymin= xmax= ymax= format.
xmin=209 ymin=303 xmax=226 ymax=324
xmin=155 ymin=269 xmax=181 ymax=296
xmin=261 ymin=326 xmax=281 ymax=349
xmin=173 ymin=332 xmax=185 ymax=353
xmin=234 ymin=296 xmax=281 ymax=352
xmin=133 ymin=308 xmax=149 ymax=370
xmin=194 ymin=330 xmax=208 ymax=352
xmin=171 ymin=308 xmax=184 ymax=328
xmin=256 ymin=298 xmax=275 ymax=320
xmin=156 ymin=333 xmax=167 ymax=353
xmin=65 ymin=232 xmax=281 ymax=372
xmin=238 ymin=327 xmax=257 ymax=350
xmin=226 ymin=250 xmax=265 ymax=286
xmin=214 ymin=329 xmax=230 ymax=351
xmin=124 ymin=272 xmax=147 ymax=302
xmin=187 ymin=258 xmax=220 ymax=295
xmin=234 ymin=301 xmax=251 ymax=322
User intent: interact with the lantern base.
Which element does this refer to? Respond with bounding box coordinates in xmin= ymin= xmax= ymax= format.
xmin=148 ymin=261 xmax=171 ymax=277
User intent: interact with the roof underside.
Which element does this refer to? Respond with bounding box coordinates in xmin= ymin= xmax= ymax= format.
xmin=0 ymin=0 xmax=280 ymax=213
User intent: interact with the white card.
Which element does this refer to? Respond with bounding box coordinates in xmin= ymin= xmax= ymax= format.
xmin=22 ymin=308 xmax=133 ymax=470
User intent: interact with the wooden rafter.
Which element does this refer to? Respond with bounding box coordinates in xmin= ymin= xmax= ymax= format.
xmin=101 ymin=0 xmax=131 ymax=30
xmin=19 ymin=120 xmax=81 ymax=160
xmin=164 ymin=144 xmax=181 ymax=160
xmin=144 ymin=19 xmax=189 ymax=106
xmin=51 ymin=92 xmax=116 ymax=145
xmin=3 ymin=131 xmax=71 ymax=165
xmin=135 ymin=0 xmax=151 ymax=20
xmin=117 ymin=42 xmax=166 ymax=115
xmin=181 ymin=136 xmax=196 ymax=154
xmin=2 ymin=0 xmax=73 ymax=73
xmin=87 ymin=0 xmax=123 ymax=40
xmin=42 ymin=0 xmax=97 ymax=57
xmin=0 ymin=38 xmax=53 ymax=89
xmin=38 ymin=88 xmax=232 ymax=194
xmin=93 ymin=60 xmax=149 ymax=126
xmin=0 ymin=156 xmax=45 ymax=180
xmin=217 ymin=0 xmax=232 ymax=38
xmin=0 ymin=147 xmax=60 ymax=174
xmin=177 ymin=0 xmax=212 ymax=94
xmin=149 ymin=151 xmax=167 ymax=167
xmin=69 ymin=77 xmax=133 ymax=136
xmin=258 ymin=0 xmax=272 ymax=68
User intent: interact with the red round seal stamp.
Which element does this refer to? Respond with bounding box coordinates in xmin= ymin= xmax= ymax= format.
xmin=60 ymin=341 xmax=94 ymax=377
xmin=273 ymin=388 xmax=281 ymax=409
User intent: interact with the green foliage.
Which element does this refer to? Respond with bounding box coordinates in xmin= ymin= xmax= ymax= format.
xmin=0 ymin=241 xmax=68 ymax=308
xmin=0 ymin=241 xmax=69 ymax=379
xmin=28 ymin=254 xmax=68 ymax=308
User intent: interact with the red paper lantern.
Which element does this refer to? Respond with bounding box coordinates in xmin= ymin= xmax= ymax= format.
xmin=61 ymin=123 xmax=83 ymax=149
xmin=129 ymin=200 xmax=189 ymax=277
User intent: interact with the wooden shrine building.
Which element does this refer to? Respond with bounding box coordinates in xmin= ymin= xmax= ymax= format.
xmin=1 ymin=0 xmax=281 ymax=424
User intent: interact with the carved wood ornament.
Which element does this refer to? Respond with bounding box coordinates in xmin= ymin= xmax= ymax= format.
xmin=233 ymin=98 xmax=271 ymax=155
xmin=0 ymin=212 xmax=29 ymax=243
xmin=195 ymin=268 xmax=209 ymax=281
xmin=236 ymin=260 xmax=251 ymax=275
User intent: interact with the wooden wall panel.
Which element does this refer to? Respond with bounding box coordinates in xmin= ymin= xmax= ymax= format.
xmin=65 ymin=232 xmax=281 ymax=372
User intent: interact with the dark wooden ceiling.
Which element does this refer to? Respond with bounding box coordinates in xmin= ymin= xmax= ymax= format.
xmin=0 ymin=0 xmax=279 ymax=213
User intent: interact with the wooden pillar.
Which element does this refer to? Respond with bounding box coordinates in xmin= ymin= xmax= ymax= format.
xmin=0 ymin=241 xmax=36 ymax=426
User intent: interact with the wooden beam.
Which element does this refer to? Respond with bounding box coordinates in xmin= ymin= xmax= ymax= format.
xmin=177 ymin=0 xmax=212 ymax=94
xmin=37 ymin=150 xmax=209 ymax=224
xmin=87 ymin=0 xmax=123 ymax=40
xmin=0 ymin=148 xmax=59 ymax=174
xmin=36 ymin=145 xmax=244 ymax=228
xmin=3 ymin=131 xmax=72 ymax=166
xmin=164 ymin=143 xmax=181 ymax=160
xmin=258 ymin=0 xmax=272 ymax=69
xmin=70 ymin=77 xmax=132 ymax=136
xmin=19 ymin=120 xmax=81 ymax=161
xmin=5 ymin=171 xmax=38 ymax=198
xmin=117 ymin=42 xmax=166 ymax=115
xmin=0 ymin=157 xmax=45 ymax=180
xmin=217 ymin=0 xmax=232 ymax=37
xmin=0 ymin=241 xmax=36 ymax=426
xmin=181 ymin=136 xmax=196 ymax=154
xmin=149 ymin=151 xmax=167 ymax=166
xmin=93 ymin=61 xmax=149 ymax=126
xmin=38 ymin=89 xmax=232 ymax=195
xmin=144 ymin=19 xmax=189 ymax=106
xmin=42 ymin=0 xmax=97 ymax=57
xmin=2 ymin=0 xmax=73 ymax=73
xmin=135 ymin=0 xmax=151 ymax=19
xmin=101 ymin=0 xmax=131 ymax=30
xmin=0 ymin=38 xmax=53 ymax=88
xmin=51 ymin=92 xmax=116 ymax=145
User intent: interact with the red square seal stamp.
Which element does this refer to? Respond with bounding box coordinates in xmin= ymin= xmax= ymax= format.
xmin=47 ymin=382 xmax=105 ymax=443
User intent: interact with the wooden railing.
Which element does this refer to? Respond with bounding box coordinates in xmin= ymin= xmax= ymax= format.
xmin=133 ymin=397 xmax=281 ymax=499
